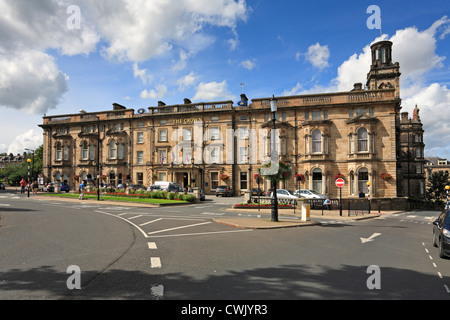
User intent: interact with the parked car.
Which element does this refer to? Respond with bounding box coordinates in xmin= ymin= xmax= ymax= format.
xmin=251 ymin=188 xmax=264 ymax=196
xmin=270 ymin=189 xmax=299 ymax=199
xmin=129 ymin=184 xmax=147 ymax=191
xmin=215 ymin=186 xmax=233 ymax=197
xmin=147 ymin=185 xmax=162 ymax=191
xmin=295 ymin=189 xmax=328 ymax=199
xmin=433 ymin=210 xmax=450 ymax=258
xmin=0 ymin=182 xmax=5 ymax=190
xmin=60 ymin=183 xmax=70 ymax=193
xmin=46 ymin=182 xmax=55 ymax=192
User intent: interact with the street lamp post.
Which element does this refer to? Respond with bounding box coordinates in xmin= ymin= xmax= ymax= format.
xmin=27 ymin=158 xmax=31 ymax=198
xmin=367 ymin=181 xmax=371 ymax=213
xmin=445 ymin=185 xmax=449 ymax=203
xmin=270 ymin=95 xmax=279 ymax=222
xmin=25 ymin=148 xmax=35 ymax=181
xmin=96 ymin=118 xmax=101 ymax=201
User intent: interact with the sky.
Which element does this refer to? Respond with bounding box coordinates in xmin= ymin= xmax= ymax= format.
xmin=0 ymin=0 xmax=449 ymax=159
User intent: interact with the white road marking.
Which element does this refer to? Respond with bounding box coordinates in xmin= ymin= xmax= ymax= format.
xmin=139 ymin=218 xmax=163 ymax=226
xmin=148 ymin=242 xmax=157 ymax=249
xmin=150 ymin=257 xmax=161 ymax=268
xmin=147 ymin=221 xmax=211 ymax=235
xmin=94 ymin=210 xmax=149 ymax=238
xmin=149 ymin=229 xmax=253 ymax=238
xmin=128 ymin=215 xmax=143 ymax=220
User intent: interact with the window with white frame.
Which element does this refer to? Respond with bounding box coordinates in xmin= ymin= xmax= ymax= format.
xmin=183 ymin=128 xmax=192 ymax=141
xmin=81 ymin=141 xmax=89 ymax=160
xmin=158 ymin=149 xmax=167 ymax=164
xmin=210 ymin=127 xmax=219 ymax=140
xmin=311 ymin=129 xmax=322 ymax=153
xmin=118 ymin=144 xmax=123 ymax=160
xmin=56 ymin=143 xmax=62 ymax=161
xmin=357 ymin=128 xmax=368 ymax=152
xmin=239 ymin=146 xmax=248 ymax=163
xmin=240 ymin=172 xmax=248 ymax=190
xmin=63 ymin=145 xmax=69 ymax=161
xmin=210 ymin=147 xmax=219 ymax=163
xmin=159 ymin=129 xmax=167 ymax=142
xmin=136 ymin=151 xmax=144 ymax=165
xmin=89 ymin=144 xmax=95 ymax=160
xmin=109 ymin=140 xmax=117 ymax=159
xmin=137 ymin=132 xmax=144 ymax=143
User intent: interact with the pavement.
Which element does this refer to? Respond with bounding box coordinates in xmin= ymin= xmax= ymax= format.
xmin=20 ymin=191 xmax=403 ymax=230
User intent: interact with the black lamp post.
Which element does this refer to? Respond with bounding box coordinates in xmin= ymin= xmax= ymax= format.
xmin=270 ymin=95 xmax=279 ymax=222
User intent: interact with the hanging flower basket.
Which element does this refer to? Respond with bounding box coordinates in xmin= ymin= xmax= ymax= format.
xmin=381 ymin=173 xmax=392 ymax=181
xmin=259 ymin=161 xmax=293 ymax=183
xmin=334 ymin=173 xmax=345 ymax=179
xmin=295 ymin=173 xmax=304 ymax=182
xmin=220 ymin=173 xmax=229 ymax=181
xmin=74 ymin=175 xmax=79 ymax=180
xmin=100 ymin=175 xmax=106 ymax=180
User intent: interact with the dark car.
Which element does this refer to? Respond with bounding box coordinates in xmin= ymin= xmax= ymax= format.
xmin=0 ymin=182 xmax=5 ymax=190
xmin=60 ymin=183 xmax=70 ymax=193
xmin=129 ymin=184 xmax=146 ymax=191
xmin=215 ymin=185 xmax=233 ymax=197
xmin=432 ymin=210 xmax=450 ymax=258
xmin=251 ymin=188 xmax=263 ymax=196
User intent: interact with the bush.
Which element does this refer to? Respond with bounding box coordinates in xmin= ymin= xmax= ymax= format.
xmin=168 ymin=192 xmax=176 ymax=200
xmin=185 ymin=194 xmax=195 ymax=203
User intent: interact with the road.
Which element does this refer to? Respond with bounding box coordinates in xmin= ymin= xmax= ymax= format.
xmin=0 ymin=190 xmax=449 ymax=302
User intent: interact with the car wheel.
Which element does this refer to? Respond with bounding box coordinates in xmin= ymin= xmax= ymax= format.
xmin=433 ymin=231 xmax=438 ymax=247
xmin=439 ymin=238 xmax=447 ymax=259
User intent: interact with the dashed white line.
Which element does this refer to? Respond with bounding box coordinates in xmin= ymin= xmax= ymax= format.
xmin=148 ymin=242 xmax=157 ymax=249
xmin=150 ymin=257 xmax=162 ymax=268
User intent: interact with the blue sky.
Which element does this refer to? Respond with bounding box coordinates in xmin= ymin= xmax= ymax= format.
xmin=0 ymin=0 xmax=449 ymax=159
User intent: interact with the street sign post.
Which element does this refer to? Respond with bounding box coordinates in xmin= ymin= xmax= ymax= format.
xmin=335 ymin=178 xmax=345 ymax=216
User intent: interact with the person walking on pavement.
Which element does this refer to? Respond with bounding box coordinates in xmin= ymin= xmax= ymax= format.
xmin=20 ymin=178 xmax=26 ymax=194
xmin=79 ymin=180 xmax=86 ymax=200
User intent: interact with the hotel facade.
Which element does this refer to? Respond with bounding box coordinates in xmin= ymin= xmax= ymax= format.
xmin=39 ymin=41 xmax=427 ymax=199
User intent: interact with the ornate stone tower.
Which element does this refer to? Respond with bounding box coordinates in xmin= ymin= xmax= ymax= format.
xmin=366 ymin=40 xmax=401 ymax=98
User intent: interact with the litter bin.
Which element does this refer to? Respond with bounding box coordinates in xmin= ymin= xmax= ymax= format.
xmin=301 ymin=201 xmax=310 ymax=221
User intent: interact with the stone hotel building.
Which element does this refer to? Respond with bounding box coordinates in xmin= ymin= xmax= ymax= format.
xmin=39 ymin=41 xmax=426 ymax=199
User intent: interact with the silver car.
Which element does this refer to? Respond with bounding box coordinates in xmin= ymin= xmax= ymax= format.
xmin=295 ymin=189 xmax=328 ymax=199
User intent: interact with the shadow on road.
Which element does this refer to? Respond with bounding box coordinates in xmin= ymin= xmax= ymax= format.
xmin=0 ymin=263 xmax=447 ymax=300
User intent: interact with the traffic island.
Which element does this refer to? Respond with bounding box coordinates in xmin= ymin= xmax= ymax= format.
xmin=213 ymin=217 xmax=320 ymax=229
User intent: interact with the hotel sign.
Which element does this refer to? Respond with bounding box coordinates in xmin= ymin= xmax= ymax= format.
xmin=173 ymin=118 xmax=202 ymax=124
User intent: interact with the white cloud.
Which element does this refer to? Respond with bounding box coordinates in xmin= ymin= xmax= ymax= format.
xmin=132 ymin=63 xmax=153 ymax=85
xmin=177 ymin=72 xmax=198 ymax=90
xmin=0 ymin=50 xmax=69 ymax=114
xmin=303 ymin=43 xmax=330 ymax=70
xmin=172 ymin=50 xmax=189 ymax=72
xmin=240 ymin=59 xmax=257 ymax=70
xmin=85 ymin=0 xmax=248 ymax=62
xmin=7 ymin=129 xmax=43 ymax=155
xmin=192 ymin=80 xmax=234 ymax=101
xmin=140 ymin=85 xmax=168 ymax=100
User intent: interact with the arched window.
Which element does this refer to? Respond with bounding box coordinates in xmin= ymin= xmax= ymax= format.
xmin=357 ymin=128 xmax=368 ymax=152
xmin=311 ymin=130 xmax=322 ymax=153
xmin=109 ymin=171 xmax=116 ymax=186
xmin=109 ymin=140 xmax=117 ymax=159
xmin=312 ymin=168 xmax=322 ymax=194
xmin=358 ymin=168 xmax=369 ymax=194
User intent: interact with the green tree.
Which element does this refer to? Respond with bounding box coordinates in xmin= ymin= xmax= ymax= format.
xmin=427 ymin=171 xmax=450 ymax=202
xmin=0 ymin=145 xmax=43 ymax=185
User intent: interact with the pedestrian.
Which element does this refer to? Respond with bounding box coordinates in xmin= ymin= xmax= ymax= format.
xmin=32 ymin=180 xmax=38 ymax=195
xmin=79 ymin=180 xmax=86 ymax=200
xmin=20 ymin=178 xmax=26 ymax=194
xmin=323 ymin=198 xmax=331 ymax=210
